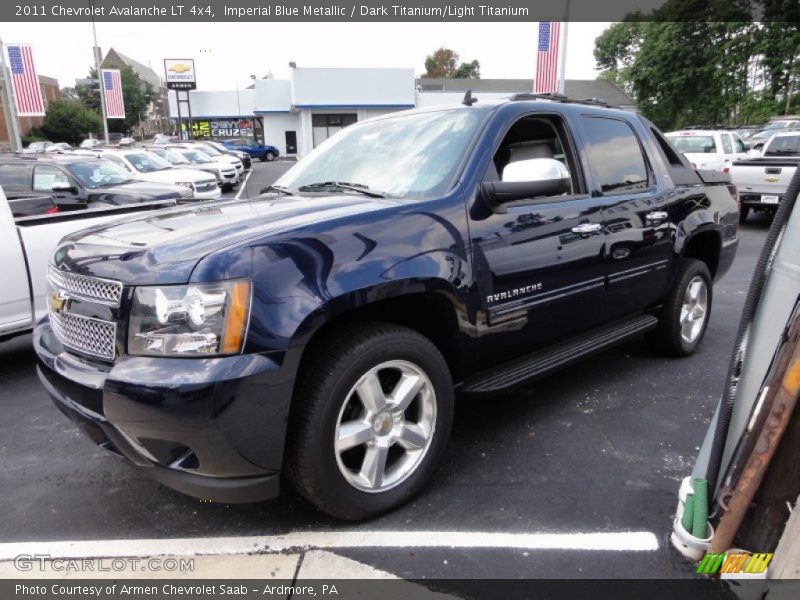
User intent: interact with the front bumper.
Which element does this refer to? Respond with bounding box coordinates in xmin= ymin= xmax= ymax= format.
xmin=193 ymin=185 xmax=223 ymax=200
xmin=34 ymin=320 xmax=295 ymax=503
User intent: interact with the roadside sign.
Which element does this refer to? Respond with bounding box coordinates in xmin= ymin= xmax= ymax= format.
xmin=164 ymin=58 xmax=196 ymax=90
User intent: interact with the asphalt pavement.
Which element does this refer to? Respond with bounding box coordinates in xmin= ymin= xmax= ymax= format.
xmin=0 ymin=163 xmax=772 ymax=583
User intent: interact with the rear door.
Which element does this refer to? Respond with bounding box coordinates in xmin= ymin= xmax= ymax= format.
xmin=578 ymin=115 xmax=673 ymax=320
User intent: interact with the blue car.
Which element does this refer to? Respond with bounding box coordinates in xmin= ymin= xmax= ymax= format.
xmin=222 ymin=138 xmax=280 ymax=162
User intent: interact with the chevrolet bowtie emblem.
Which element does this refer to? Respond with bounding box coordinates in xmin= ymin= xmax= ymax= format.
xmin=49 ymin=292 xmax=66 ymax=313
xmin=765 ymin=176 xmax=779 ymax=182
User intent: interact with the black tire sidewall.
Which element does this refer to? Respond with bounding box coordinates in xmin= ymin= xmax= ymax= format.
xmin=292 ymin=326 xmax=453 ymax=519
xmin=665 ymin=259 xmax=713 ymax=356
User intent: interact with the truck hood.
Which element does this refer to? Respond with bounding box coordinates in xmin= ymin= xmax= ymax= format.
xmin=54 ymin=194 xmax=393 ymax=284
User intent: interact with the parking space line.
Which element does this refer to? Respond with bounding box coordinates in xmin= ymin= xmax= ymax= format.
xmin=0 ymin=530 xmax=658 ymax=559
xmin=235 ymin=169 xmax=253 ymax=200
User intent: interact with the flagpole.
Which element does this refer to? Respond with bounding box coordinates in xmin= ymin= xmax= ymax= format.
xmin=0 ymin=35 xmax=23 ymax=152
xmin=557 ymin=1 xmax=569 ymax=95
xmin=90 ymin=0 xmax=110 ymax=145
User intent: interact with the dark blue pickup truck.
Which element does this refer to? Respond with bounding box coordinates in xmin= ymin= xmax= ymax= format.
xmin=34 ymin=96 xmax=739 ymax=520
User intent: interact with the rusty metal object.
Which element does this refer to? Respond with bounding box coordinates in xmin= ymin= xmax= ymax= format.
xmin=710 ymin=312 xmax=800 ymax=554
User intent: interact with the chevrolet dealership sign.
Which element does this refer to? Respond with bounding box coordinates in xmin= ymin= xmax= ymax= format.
xmin=164 ymin=59 xmax=196 ymax=90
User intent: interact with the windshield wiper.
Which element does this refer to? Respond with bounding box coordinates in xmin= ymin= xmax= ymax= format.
xmin=260 ymin=184 xmax=294 ymax=195
xmin=297 ymin=181 xmax=387 ymax=198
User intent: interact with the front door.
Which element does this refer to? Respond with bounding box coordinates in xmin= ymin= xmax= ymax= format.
xmin=469 ymin=112 xmax=606 ymax=367
xmin=285 ymin=131 xmax=297 ymax=154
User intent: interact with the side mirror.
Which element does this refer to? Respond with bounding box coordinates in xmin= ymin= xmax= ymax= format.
xmin=482 ymin=158 xmax=571 ymax=211
xmin=52 ymin=183 xmax=77 ymax=194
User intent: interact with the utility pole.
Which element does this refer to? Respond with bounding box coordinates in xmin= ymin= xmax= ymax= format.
xmin=0 ymin=35 xmax=23 ymax=152
xmin=90 ymin=0 xmax=110 ymax=145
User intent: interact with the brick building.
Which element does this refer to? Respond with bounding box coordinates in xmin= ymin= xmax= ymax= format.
xmin=0 ymin=75 xmax=60 ymax=146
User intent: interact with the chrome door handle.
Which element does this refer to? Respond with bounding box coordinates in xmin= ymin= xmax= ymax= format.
xmin=646 ymin=211 xmax=668 ymax=222
xmin=571 ymin=223 xmax=602 ymax=234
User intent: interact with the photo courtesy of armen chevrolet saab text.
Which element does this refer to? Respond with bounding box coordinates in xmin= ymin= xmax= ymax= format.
xmin=35 ymin=95 xmax=739 ymax=520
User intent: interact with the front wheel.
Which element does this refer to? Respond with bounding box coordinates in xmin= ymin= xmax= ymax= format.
xmin=264 ymin=151 xmax=276 ymax=162
xmin=287 ymin=322 xmax=454 ymax=520
xmin=647 ymin=258 xmax=713 ymax=357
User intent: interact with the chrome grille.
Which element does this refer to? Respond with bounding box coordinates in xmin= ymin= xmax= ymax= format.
xmin=48 ymin=267 xmax=123 ymax=307
xmin=49 ymin=308 xmax=117 ymax=360
xmin=196 ymin=180 xmax=218 ymax=193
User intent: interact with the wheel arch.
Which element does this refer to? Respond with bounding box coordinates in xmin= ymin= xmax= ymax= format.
xmin=679 ymin=226 xmax=723 ymax=279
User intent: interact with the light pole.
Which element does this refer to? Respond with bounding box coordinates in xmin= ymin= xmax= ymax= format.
xmin=90 ymin=0 xmax=110 ymax=145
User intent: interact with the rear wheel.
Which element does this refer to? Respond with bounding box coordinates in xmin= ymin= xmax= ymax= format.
xmin=287 ymin=322 xmax=454 ymax=520
xmin=647 ymin=259 xmax=713 ymax=357
xmin=262 ymin=151 xmax=276 ymax=162
xmin=739 ymin=206 xmax=750 ymax=224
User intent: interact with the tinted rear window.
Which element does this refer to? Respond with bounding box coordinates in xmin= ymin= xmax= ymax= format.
xmin=582 ymin=117 xmax=649 ymax=195
xmin=765 ymin=135 xmax=800 ymax=156
xmin=0 ymin=163 xmax=30 ymax=188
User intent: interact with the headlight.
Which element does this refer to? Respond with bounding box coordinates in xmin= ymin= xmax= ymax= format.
xmin=175 ymin=181 xmax=195 ymax=190
xmin=129 ymin=280 xmax=250 ymax=356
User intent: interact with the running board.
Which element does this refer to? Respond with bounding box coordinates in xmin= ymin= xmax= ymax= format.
xmin=463 ymin=315 xmax=659 ymax=393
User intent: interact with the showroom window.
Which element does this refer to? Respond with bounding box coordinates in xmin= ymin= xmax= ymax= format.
xmin=312 ymin=113 xmax=357 ymax=147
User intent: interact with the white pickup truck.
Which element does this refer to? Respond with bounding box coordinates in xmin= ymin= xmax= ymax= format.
xmin=730 ymin=131 xmax=800 ymax=222
xmin=0 ymin=187 xmax=178 ymax=343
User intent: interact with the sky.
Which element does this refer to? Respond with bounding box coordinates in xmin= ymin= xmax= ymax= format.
xmin=3 ymin=22 xmax=611 ymax=90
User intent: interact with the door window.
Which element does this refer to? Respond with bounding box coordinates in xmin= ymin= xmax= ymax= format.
xmin=33 ymin=165 xmax=70 ymax=191
xmin=488 ymin=114 xmax=579 ymax=196
xmin=582 ymin=117 xmax=649 ymax=195
xmin=0 ymin=163 xmax=30 ymax=188
xmin=733 ymin=135 xmax=746 ymax=153
xmin=721 ymin=134 xmax=733 ymax=154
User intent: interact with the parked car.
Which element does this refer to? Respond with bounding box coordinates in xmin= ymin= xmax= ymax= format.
xmin=81 ymin=148 xmax=222 ymax=200
xmin=191 ymin=139 xmax=252 ymax=170
xmin=223 ymin=138 xmax=279 ymax=161
xmin=118 ymin=137 xmax=135 ymax=147
xmin=730 ymin=131 xmax=800 ymax=222
xmin=666 ymin=129 xmax=748 ymax=172
xmin=79 ymin=138 xmax=102 ymax=149
xmin=35 ymin=97 xmax=739 ymax=520
xmin=0 ymin=155 xmax=190 ymax=210
xmin=21 ymin=140 xmax=53 ymax=154
xmin=166 ymin=142 xmax=245 ymax=179
xmin=149 ymin=146 xmax=239 ymax=191
xmin=0 ymin=185 xmax=179 ymax=343
xmin=44 ymin=142 xmax=72 ymax=153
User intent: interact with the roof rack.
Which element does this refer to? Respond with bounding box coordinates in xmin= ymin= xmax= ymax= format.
xmin=508 ymin=92 xmax=617 ymax=109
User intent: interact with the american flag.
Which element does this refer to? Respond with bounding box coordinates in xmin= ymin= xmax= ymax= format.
xmin=534 ymin=22 xmax=561 ymax=94
xmin=102 ymin=69 xmax=125 ymax=119
xmin=6 ymin=44 xmax=45 ymax=116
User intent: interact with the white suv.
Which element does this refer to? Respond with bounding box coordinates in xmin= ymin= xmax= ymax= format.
xmin=149 ymin=147 xmax=239 ymax=191
xmin=79 ymin=148 xmax=221 ymax=200
xmin=666 ymin=130 xmax=749 ymax=172
xmin=167 ymin=143 xmax=245 ymax=180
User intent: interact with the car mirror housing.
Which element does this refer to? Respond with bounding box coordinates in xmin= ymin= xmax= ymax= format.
xmin=482 ymin=158 xmax=571 ymax=211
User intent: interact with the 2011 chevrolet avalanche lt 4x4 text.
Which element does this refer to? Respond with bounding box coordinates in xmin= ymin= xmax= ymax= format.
xmin=34 ymin=96 xmax=739 ymax=519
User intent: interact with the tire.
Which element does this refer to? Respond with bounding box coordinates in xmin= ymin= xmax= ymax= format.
xmin=647 ymin=258 xmax=713 ymax=357
xmin=265 ymin=151 xmax=276 ymax=162
xmin=287 ymin=322 xmax=454 ymax=520
xmin=739 ymin=206 xmax=750 ymax=224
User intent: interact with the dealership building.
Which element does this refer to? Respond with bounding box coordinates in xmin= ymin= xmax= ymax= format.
xmin=168 ymin=67 xmax=636 ymax=157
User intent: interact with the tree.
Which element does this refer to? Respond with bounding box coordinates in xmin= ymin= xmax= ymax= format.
xmin=593 ymin=2 xmax=800 ymax=130
xmin=75 ymin=66 xmax=153 ymax=134
xmin=40 ymin=100 xmax=102 ymax=145
xmin=423 ymin=47 xmax=481 ymax=79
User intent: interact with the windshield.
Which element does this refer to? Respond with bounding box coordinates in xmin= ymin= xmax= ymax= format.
xmin=182 ymin=150 xmax=213 ymax=164
xmin=764 ymin=135 xmax=800 ymax=156
xmin=152 ymin=148 xmax=189 ymax=165
xmin=276 ymin=108 xmax=486 ymax=198
xmin=125 ymin=152 xmax=172 ymax=172
xmin=197 ymin=143 xmax=223 ymax=156
xmin=667 ymin=135 xmax=718 ymax=153
xmin=765 ymin=121 xmax=791 ymax=130
xmin=66 ymin=159 xmax=136 ymax=188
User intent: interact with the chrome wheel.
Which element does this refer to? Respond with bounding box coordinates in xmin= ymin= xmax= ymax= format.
xmin=680 ymin=276 xmax=708 ymax=344
xmin=334 ymin=360 xmax=437 ymax=493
